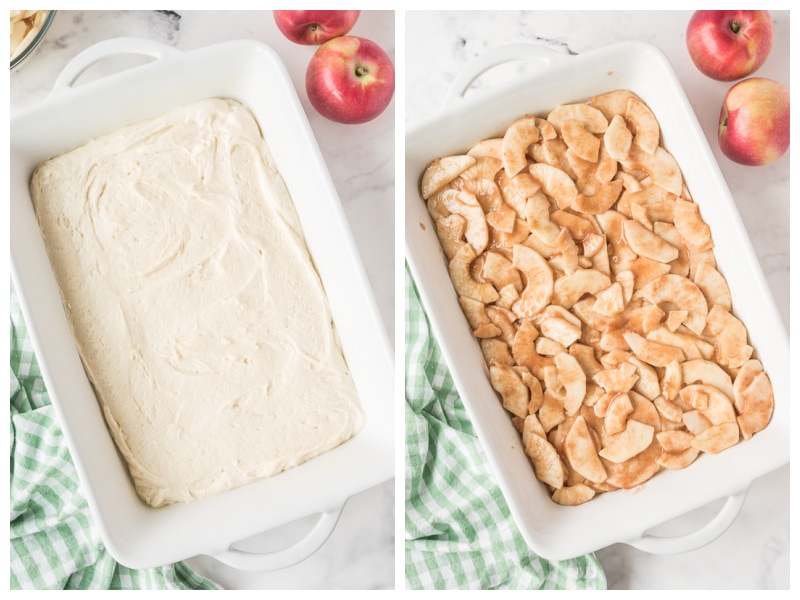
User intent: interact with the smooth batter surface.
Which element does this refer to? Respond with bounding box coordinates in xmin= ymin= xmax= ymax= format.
xmin=30 ymin=98 xmax=366 ymax=508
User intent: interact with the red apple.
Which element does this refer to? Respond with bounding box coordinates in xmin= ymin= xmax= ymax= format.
xmin=273 ymin=10 xmax=360 ymax=45
xmin=686 ymin=10 xmax=773 ymax=81
xmin=718 ymin=77 xmax=789 ymax=166
xmin=305 ymin=36 xmax=395 ymax=125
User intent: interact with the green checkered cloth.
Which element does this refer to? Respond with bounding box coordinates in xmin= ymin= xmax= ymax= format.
xmin=404 ymin=266 xmax=606 ymax=590
xmin=10 ymin=284 xmax=219 ymax=590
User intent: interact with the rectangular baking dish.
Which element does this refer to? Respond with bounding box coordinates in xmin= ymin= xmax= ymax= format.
xmin=11 ymin=38 xmax=393 ymax=570
xmin=405 ymin=41 xmax=788 ymax=561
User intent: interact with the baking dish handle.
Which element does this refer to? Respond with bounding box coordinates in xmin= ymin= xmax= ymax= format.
xmin=625 ymin=490 xmax=748 ymax=555
xmin=208 ymin=504 xmax=344 ymax=572
xmin=50 ymin=37 xmax=180 ymax=95
xmin=444 ymin=43 xmax=573 ymax=106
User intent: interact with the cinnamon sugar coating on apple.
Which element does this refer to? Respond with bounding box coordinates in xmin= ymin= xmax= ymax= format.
xmin=420 ymin=90 xmax=776 ymax=505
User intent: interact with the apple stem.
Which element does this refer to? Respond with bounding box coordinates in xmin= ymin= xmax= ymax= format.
xmin=729 ymin=20 xmax=741 ymax=34
xmin=355 ymin=65 xmax=369 ymax=78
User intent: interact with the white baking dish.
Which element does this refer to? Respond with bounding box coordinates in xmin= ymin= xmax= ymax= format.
xmin=405 ymin=41 xmax=788 ymax=561
xmin=11 ymin=38 xmax=393 ymax=571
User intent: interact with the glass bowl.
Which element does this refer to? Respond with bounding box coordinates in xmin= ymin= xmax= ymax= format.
xmin=10 ymin=10 xmax=56 ymax=72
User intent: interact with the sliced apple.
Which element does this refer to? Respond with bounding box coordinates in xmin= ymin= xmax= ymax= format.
xmin=551 ymin=483 xmax=596 ymax=506
xmin=656 ymin=429 xmax=694 ymax=453
xmin=604 ymin=392 xmax=635 ymax=436
xmin=693 ymin=261 xmax=732 ymax=311
xmin=564 ymin=415 xmax=608 ymax=483
xmin=646 ymin=326 xmax=714 ymax=361
xmin=562 ymin=119 xmax=601 ymax=162
xmin=512 ymin=319 xmax=554 ymax=381
xmin=481 ymin=250 xmax=522 ymax=292
xmin=620 ymin=146 xmax=683 ymax=196
xmin=438 ymin=189 xmax=489 ymax=254
xmin=657 ymin=447 xmax=699 ymax=469
xmin=653 ymin=221 xmax=690 ymax=276
xmin=499 ymin=171 xmax=541 ymax=216
xmin=573 ymin=179 xmax=624 ymax=215
xmin=421 ymin=154 xmax=476 ymax=199
xmin=654 ymin=393 xmax=683 ymax=423
xmin=603 ymin=113 xmax=634 ymax=160
xmin=623 ymin=219 xmax=680 ymax=263
xmin=521 ymin=412 xmax=546 ymax=449
xmin=529 ymin=162 xmax=578 ymax=209
xmin=448 ymin=244 xmax=499 ymax=304
xmin=588 ymin=89 xmax=635 ymax=121
xmin=599 ymin=419 xmax=655 ymax=463
xmin=458 ymin=295 xmax=494 ymax=334
xmin=592 ymin=281 xmax=626 ymax=317
xmin=592 ymin=360 xmax=639 ymax=395
xmin=635 ymin=273 xmax=708 ymax=335
xmin=547 ymin=102 xmax=609 ymax=134
xmin=490 ymin=363 xmax=530 ymax=419
xmin=484 ymin=203 xmax=515 ymax=234
xmin=502 ymin=114 xmax=540 ymax=176
xmin=525 ymin=433 xmax=565 ymax=489
xmin=435 ymin=213 xmax=467 ymax=260
xmin=454 ymin=175 xmax=504 ymax=213
xmin=569 ymin=343 xmax=604 ymax=380
xmin=551 ymin=352 xmax=587 ymax=416
xmin=582 ymin=232 xmax=606 ymax=259
xmin=665 ymin=309 xmax=689 ymax=332
xmin=673 ymin=198 xmax=713 ymax=251
xmin=681 ymin=358 xmax=735 ymax=403
xmin=518 ymin=367 xmax=544 ymax=414
xmin=523 ymin=192 xmax=561 ymax=247
xmin=468 ymin=137 xmax=503 ymax=159
xmin=682 ymin=409 xmax=712 ymax=435
xmin=511 ymin=244 xmax=554 ymax=318
xmin=679 ymin=383 xmax=736 ymax=426
xmin=691 ymin=422 xmax=739 ymax=454
xmin=552 ymin=268 xmax=611 ymax=309
xmin=733 ymin=359 xmax=774 ymax=440
xmin=623 ymin=330 xmax=685 ymax=368
xmin=628 ymin=356 xmax=660 ymax=400
xmin=480 ymin=338 xmax=514 ymax=366
xmin=459 ymin=156 xmax=503 ymax=181
xmin=485 ymin=305 xmax=517 ymax=346
xmin=539 ymin=314 xmax=582 ymax=348
xmin=625 ymin=94 xmax=661 ymax=154
xmin=707 ymin=305 xmax=753 ymax=369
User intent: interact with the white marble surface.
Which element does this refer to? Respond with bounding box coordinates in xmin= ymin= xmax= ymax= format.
xmin=405 ymin=10 xmax=790 ymax=590
xmin=9 ymin=10 xmax=395 ymax=590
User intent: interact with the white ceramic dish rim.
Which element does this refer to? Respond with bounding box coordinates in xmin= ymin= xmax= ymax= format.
xmin=405 ymin=40 xmax=788 ymax=561
xmin=10 ymin=37 xmax=394 ymax=571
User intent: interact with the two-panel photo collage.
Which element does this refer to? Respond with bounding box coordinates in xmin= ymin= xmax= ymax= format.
xmin=8 ymin=8 xmax=791 ymax=592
